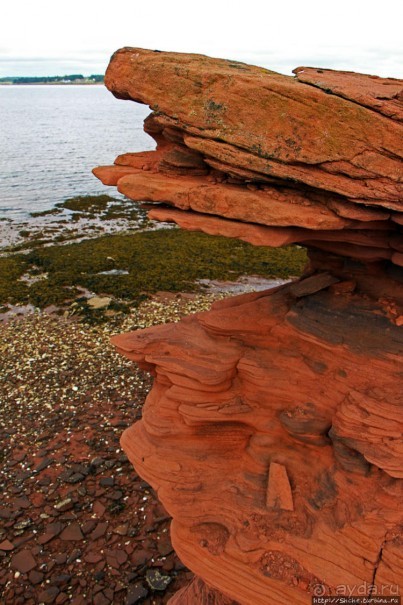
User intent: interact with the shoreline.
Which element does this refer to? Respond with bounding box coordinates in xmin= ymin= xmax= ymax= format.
xmin=0 ymin=195 xmax=152 ymax=251
xmin=0 ymin=194 xmax=306 ymax=324
xmin=0 ymin=83 xmax=104 ymax=87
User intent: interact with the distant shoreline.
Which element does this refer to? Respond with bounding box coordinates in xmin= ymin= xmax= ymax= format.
xmin=0 ymin=74 xmax=104 ymax=85
xmin=0 ymin=82 xmax=104 ymax=86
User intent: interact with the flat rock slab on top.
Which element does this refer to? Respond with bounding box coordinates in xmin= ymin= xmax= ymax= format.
xmin=93 ymin=47 xmax=402 ymax=268
xmin=293 ymin=66 xmax=403 ymax=122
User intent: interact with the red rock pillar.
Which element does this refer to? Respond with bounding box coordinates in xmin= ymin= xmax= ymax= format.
xmin=112 ymin=272 xmax=403 ymax=604
xmin=93 ymin=47 xmax=403 ymax=603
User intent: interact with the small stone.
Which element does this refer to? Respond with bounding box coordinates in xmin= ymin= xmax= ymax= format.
xmin=105 ymin=549 xmax=128 ymax=568
xmin=84 ymin=552 xmax=103 ymax=564
xmin=9 ymin=485 xmax=23 ymax=494
xmin=92 ymin=501 xmax=106 ymax=517
xmin=107 ymin=501 xmax=125 ymax=515
xmin=99 ymin=477 xmax=114 ymax=487
xmin=66 ymin=549 xmax=81 ymax=564
xmin=13 ymin=496 xmax=31 ymax=509
xmin=28 ymin=570 xmax=44 ymax=585
xmin=54 ymin=498 xmax=74 ymax=512
xmin=15 ymin=470 xmax=32 ymax=482
xmin=90 ymin=457 xmax=104 ymax=468
xmin=38 ymin=477 xmax=52 ymax=487
xmin=108 ymin=490 xmax=123 ymax=501
xmin=116 ymin=550 xmax=128 ymax=565
xmin=60 ymin=522 xmax=84 ymax=541
xmin=145 ymin=569 xmax=172 ymax=591
xmin=162 ymin=554 xmax=175 ymax=572
xmin=70 ymin=597 xmax=86 ymax=605
xmin=11 ymin=549 xmax=37 ymax=573
xmin=0 ymin=539 xmax=14 ymax=551
xmin=52 ymin=574 xmax=72 ymax=587
xmin=104 ymin=460 xmax=116 ymax=470
xmin=87 ymin=297 xmax=112 ymax=309
xmin=34 ymin=457 xmax=53 ymax=473
xmin=93 ymin=583 xmax=104 ymax=595
xmin=81 ymin=520 xmax=97 ymax=535
xmin=54 ymin=554 xmax=67 ymax=565
xmin=0 ymin=508 xmax=12 ymax=519
xmin=38 ymin=522 xmax=64 ymax=545
xmin=126 ymin=583 xmax=148 ymax=605
xmin=104 ymin=588 xmax=114 ymax=601
xmin=31 ymin=545 xmax=42 ymax=556
xmin=131 ymin=549 xmax=149 ymax=568
xmin=13 ymin=518 xmax=33 ymax=531
xmin=105 ymin=552 xmax=120 ymax=570
xmin=93 ymin=592 xmax=111 ymax=605
xmin=64 ymin=473 xmax=85 ymax=485
xmin=37 ymin=586 xmax=60 ymax=604
xmin=90 ymin=522 xmax=108 ymax=540
xmin=114 ymin=582 xmax=126 ymax=593
xmin=113 ymin=524 xmax=128 ymax=536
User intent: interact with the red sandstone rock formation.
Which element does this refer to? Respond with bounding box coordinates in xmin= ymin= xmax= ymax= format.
xmin=94 ymin=48 xmax=403 ymax=604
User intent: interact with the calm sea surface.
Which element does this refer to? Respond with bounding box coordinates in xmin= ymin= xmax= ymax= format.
xmin=0 ymin=85 xmax=153 ymax=220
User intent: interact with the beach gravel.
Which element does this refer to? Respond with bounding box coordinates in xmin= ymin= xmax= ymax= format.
xmin=0 ymin=294 xmax=221 ymax=604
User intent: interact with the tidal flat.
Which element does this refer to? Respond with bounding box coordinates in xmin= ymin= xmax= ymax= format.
xmin=0 ymin=195 xmax=307 ymax=323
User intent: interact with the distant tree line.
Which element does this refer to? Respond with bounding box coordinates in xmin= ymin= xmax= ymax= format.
xmin=0 ymin=74 xmax=104 ymax=84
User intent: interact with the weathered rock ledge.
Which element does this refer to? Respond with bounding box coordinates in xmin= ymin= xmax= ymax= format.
xmin=94 ymin=47 xmax=403 ymax=268
xmin=94 ymin=48 xmax=403 ymax=604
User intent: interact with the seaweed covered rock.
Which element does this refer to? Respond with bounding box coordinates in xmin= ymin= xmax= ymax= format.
xmin=94 ymin=49 xmax=403 ymax=604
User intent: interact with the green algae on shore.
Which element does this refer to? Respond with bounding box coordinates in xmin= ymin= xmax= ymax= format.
xmin=0 ymin=257 xmax=30 ymax=307
xmin=1 ymin=195 xmax=151 ymax=253
xmin=31 ymin=194 xmax=150 ymax=225
xmin=0 ymin=228 xmax=307 ymax=319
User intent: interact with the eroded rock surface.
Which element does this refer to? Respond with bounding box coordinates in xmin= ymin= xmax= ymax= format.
xmin=111 ymin=273 xmax=403 ymax=604
xmin=94 ymin=48 xmax=403 ymax=604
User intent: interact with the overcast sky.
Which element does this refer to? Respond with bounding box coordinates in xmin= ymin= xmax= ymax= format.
xmin=1 ymin=0 xmax=402 ymax=78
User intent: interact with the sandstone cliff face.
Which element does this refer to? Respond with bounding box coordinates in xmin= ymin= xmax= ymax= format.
xmin=94 ymin=49 xmax=403 ymax=604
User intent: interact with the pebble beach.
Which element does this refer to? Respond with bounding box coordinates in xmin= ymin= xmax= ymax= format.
xmin=0 ymin=294 xmax=227 ymax=604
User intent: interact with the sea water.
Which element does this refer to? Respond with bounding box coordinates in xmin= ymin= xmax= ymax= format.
xmin=0 ymin=85 xmax=153 ymax=220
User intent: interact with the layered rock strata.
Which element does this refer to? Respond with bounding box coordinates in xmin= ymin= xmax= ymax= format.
xmin=94 ymin=48 xmax=403 ymax=266
xmin=94 ymin=48 xmax=403 ymax=604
